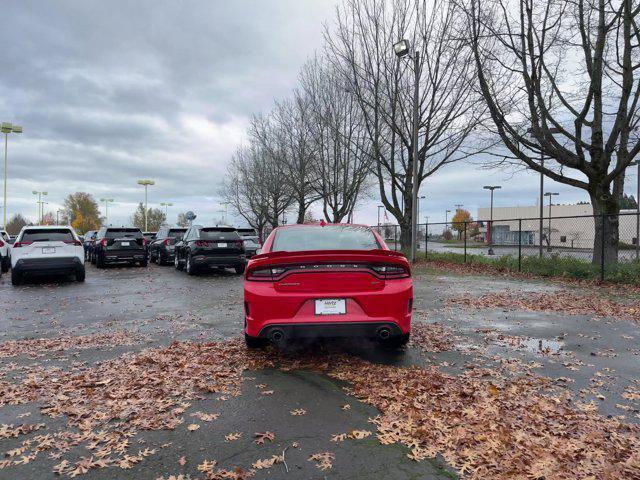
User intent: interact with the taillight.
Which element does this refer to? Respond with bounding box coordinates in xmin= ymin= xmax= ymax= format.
xmin=13 ymin=241 xmax=32 ymax=248
xmin=195 ymin=240 xmax=210 ymax=247
xmin=235 ymin=240 xmax=243 ymax=249
xmin=101 ymin=239 xmax=107 ymax=247
xmin=246 ymin=266 xmax=286 ymax=281
xmin=163 ymin=238 xmax=170 ymax=246
xmin=0 ymin=240 xmax=4 ymax=247
xmin=371 ymin=264 xmax=410 ymax=279
xmin=143 ymin=239 xmax=147 ymax=247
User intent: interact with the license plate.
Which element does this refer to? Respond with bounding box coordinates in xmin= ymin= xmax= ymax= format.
xmin=42 ymin=247 xmax=55 ymax=254
xmin=315 ymin=299 xmax=346 ymax=315
xmin=217 ymin=243 xmax=227 ymax=248
xmin=121 ymin=241 xmax=130 ymax=246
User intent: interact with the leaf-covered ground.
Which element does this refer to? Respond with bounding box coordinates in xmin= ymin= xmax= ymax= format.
xmin=0 ymin=263 xmax=639 ymax=479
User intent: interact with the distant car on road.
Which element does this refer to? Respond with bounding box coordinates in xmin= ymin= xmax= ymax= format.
xmin=10 ymin=225 xmax=85 ymax=285
xmin=237 ymin=228 xmax=261 ymax=258
xmin=243 ymin=223 xmax=412 ymax=349
xmin=149 ymin=227 xmax=186 ymax=265
xmin=93 ymin=227 xmax=148 ymax=268
xmin=0 ymin=229 xmax=10 ymax=273
xmin=174 ymin=225 xmax=246 ymax=275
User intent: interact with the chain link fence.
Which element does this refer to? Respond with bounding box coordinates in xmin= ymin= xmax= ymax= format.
xmin=374 ymin=211 xmax=640 ymax=282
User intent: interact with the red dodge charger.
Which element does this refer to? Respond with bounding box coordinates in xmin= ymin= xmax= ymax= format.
xmin=243 ymin=223 xmax=412 ymax=348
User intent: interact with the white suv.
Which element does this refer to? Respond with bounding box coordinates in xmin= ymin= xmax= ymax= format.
xmin=0 ymin=229 xmax=10 ymax=273
xmin=11 ymin=225 xmax=85 ymax=285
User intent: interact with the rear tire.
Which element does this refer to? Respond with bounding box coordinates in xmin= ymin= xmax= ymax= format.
xmin=1 ymin=256 xmax=9 ymax=273
xmin=11 ymin=269 xmax=21 ymax=286
xmin=90 ymin=251 xmax=96 ymax=265
xmin=235 ymin=264 xmax=246 ymax=275
xmin=76 ymin=267 xmax=86 ymax=282
xmin=140 ymin=258 xmax=148 ymax=267
xmin=96 ymin=254 xmax=105 ymax=269
xmin=186 ymin=254 xmax=196 ymax=276
xmin=244 ymin=333 xmax=268 ymax=349
xmin=380 ymin=333 xmax=410 ymax=349
xmin=156 ymin=251 xmax=163 ymax=266
xmin=174 ymin=254 xmax=183 ymax=271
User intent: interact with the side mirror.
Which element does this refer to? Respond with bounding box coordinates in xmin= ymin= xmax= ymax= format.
xmin=255 ymin=248 xmax=262 ymax=255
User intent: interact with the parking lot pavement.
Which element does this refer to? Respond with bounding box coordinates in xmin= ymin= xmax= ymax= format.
xmin=0 ymin=263 xmax=639 ymax=479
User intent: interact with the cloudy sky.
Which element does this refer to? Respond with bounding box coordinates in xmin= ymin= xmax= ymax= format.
xmin=1 ymin=0 xmax=638 ymax=228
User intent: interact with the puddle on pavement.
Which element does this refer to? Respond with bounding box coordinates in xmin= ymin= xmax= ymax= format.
xmin=520 ymin=337 xmax=564 ymax=354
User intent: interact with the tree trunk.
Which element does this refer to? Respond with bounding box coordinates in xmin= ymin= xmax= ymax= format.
xmin=590 ymin=187 xmax=620 ymax=267
xmin=399 ymin=221 xmax=411 ymax=250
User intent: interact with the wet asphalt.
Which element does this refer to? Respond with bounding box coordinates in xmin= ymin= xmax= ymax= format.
xmin=0 ymin=261 xmax=638 ymax=479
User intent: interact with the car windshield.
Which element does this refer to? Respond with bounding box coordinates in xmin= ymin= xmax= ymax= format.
xmin=272 ymin=225 xmax=379 ymax=252
xmin=21 ymin=229 xmax=75 ymax=243
xmin=199 ymin=228 xmax=240 ymax=240
xmin=106 ymin=229 xmax=142 ymax=239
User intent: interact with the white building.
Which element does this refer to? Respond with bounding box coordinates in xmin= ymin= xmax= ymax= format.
xmin=476 ymin=204 xmax=639 ymax=249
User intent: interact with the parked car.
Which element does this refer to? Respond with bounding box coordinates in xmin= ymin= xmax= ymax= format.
xmin=174 ymin=225 xmax=246 ymax=275
xmin=143 ymin=231 xmax=156 ymax=244
xmin=237 ymin=228 xmax=261 ymax=258
xmin=10 ymin=225 xmax=85 ymax=285
xmin=93 ymin=227 xmax=147 ymax=268
xmin=243 ymin=223 xmax=412 ymax=349
xmin=0 ymin=229 xmax=10 ymax=273
xmin=83 ymin=230 xmax=97 ymax=261
xmin=149 ymin=227 xmax=186 ymax=265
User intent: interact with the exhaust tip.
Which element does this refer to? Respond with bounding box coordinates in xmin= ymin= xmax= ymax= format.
xmin=268 ymin=329 xmax=285 ymax=343
xmin=377 ymin=327 xmax=391 ymax=340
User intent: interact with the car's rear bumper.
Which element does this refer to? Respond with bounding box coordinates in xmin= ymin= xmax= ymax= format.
xmin=104 ymin=249 xmax=146 ymax=262
xmin=193 ymin=254 xmax=246 ymax=268
xmin=253 ymin=321 xmax=404 ymax=339
xmin=244 ymin=280 xmax=412 ymax=338
xmin=14 ymin=257 xmax=83 ymax=275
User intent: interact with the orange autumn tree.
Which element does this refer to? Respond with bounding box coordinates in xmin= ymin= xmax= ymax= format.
xmin=451 ymin=209 xmax=472 ymax=240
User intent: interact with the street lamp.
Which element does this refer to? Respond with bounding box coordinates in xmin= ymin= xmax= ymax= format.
xmin=483 ymin=186 xmax=501 ymax=254
xmin=56 ymin=209 xmax=64 ymax=225
xmin=221 ymin=201 xmax=230 ymax=225
xmin=137 ymin=180 xmax=155 ymax=231
xmin=2 ymin=122 xmax=22 ymax=226
xmin=160 ymin=202 xmax=173 ymax=220
xmin=544 ymin=192 xmax=559 ymax=251
xmin=32 ymin=190 xmax=48 ymax=224
xmin=100 ymin=198 xmax=114 ymax=225
xmin=445 ymin=209 xmax=451 ymax=224
xmin=393 ymin=38 xmax=420 ymax=263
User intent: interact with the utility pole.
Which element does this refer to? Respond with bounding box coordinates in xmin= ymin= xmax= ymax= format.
xmin=544 ymin=192 xmax=559 ymax=251
xmin=2 ymin=123 xmax=22 ymax=226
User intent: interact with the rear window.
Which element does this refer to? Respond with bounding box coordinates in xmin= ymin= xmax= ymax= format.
xmin=106 ymin=228 xmax=142 ymax=239
xmin=200 ymin=228 xmax=240 ymax=241
xmin=168 ymin=229 xmax=187 ymax=238
xmin=21 ymin=229 xmax=75 ymax=243
xmin=272 ymin=226 xmax=379 ymax=252
xmin=237 ymin=229 xmax=257 ymax=237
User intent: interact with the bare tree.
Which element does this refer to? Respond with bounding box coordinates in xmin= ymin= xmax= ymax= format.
xmin=300 ymin=56 xmax=374 ymax=222
xmin=465 ymin=0 xmax=640 ymax=264
xmin=325 ymin=0 xmax=484 ymax=247
xmin=223 ymin=143 xmax=294 ymax=237
xmin=250 ymin=103 xmax=317 ymax=224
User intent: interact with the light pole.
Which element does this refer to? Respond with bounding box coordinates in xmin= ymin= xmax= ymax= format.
xmin=377 ymin=205 xmax=385 ymax=227
xmin=483 ymin=186 xmax=501 ymax=254
xmin=32 ymin=191 xmax=48 ymax=224
xmin=137 ymin=180 xmax=155 ymax=231
xmin=544 ymin=192 xmax=559 ymax=251
xmin=56 ymin=209 xmax=63 ymax=225
xmin=221 ymin=201 xmax=230 ymax=225
xmin=394 ymin=39 xmax=420 ymax=263
xmin=160 ymin=202 xmax=173 ymax=220
xmin=100 ymin=198 xmax=114 ymax=225
xmin=2 ymin=122 xmax=22 ymax=226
